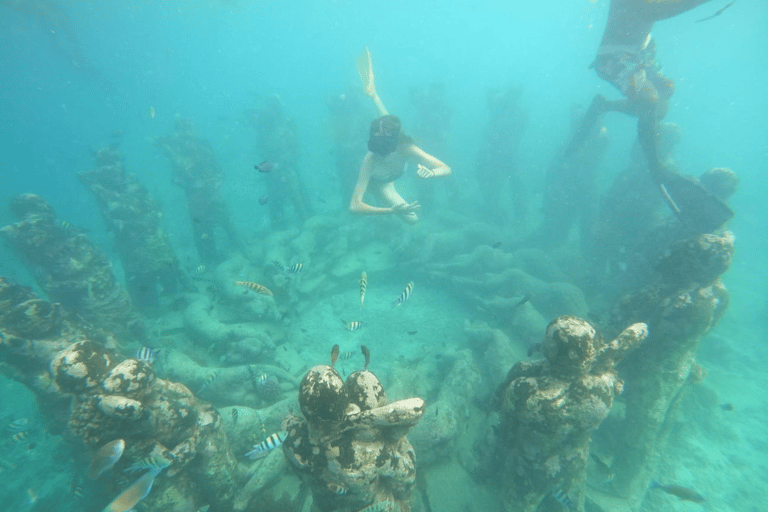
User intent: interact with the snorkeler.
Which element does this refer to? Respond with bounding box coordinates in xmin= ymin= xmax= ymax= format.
xmin=349 ymin=48 xmax=451 ymax=223
xmin=566 ymin=0 xmax=733 ymax=234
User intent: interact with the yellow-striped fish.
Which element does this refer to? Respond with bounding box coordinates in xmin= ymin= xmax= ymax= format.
xmin=6 ymin=418 xmax=29 ymax=433
xmin=235 ymin=281 xmax=273 ymax=295
xmin=345 ymin=321 xmax=364 ymax=331
xmin=392 ymin=281 xmax=413 ymax=307
xmin=198 ymin=372 xmax=219 ymax=394
xmin=9 ymin=431 xmax=29 ymax=444
xmin=104 ymin=465 xmax=164 ymax=512
xmin=359 ymin=271 xmax=367 ymax=308
xmin=244 ymin=431 xmax=287 ymax=459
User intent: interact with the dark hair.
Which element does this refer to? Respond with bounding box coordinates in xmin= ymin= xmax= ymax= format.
xmin=368 ymin=115 xmax=410 ymax=156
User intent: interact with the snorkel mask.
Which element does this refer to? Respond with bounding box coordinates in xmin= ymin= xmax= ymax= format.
xmin=368 ymin=115 xmax=401 ymax=156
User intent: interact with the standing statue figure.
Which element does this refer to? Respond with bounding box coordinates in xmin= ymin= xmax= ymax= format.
xmin=79 ymin=146 xmax=190 ymax=308
xmin=0 ymin=194 xmax=145 ymax=340
xmin=494 ymin=316 xmax=646 ymax=512
xmin=283 ymin=352 xmax=425 ymax=512
xmin=477 ymin=86 xmax=529 ymax=225
xmin=246 ymin=95 xmax=313 ymax=227
xmin=155 ymin=118 xmax=245 ymax=264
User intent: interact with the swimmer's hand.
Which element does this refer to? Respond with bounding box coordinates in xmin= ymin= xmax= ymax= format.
xmin=417 ymin=165 xmax=436 ymax=178
xmin=391 ymin=202 xmax=421 ymax=214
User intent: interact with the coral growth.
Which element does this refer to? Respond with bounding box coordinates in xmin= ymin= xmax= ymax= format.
xmin=284 ymin=363 xmax=424 ymax=512
xmin=495 ymin=316 xmax=647 ymax=512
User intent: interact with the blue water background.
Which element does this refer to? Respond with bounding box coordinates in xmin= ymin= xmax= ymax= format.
xmin=1 ymin=0 xmax=767 ymax=510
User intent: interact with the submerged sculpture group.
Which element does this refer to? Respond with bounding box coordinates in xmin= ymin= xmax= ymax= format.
xmin=0 ymin=137 xmax=734 ymax=512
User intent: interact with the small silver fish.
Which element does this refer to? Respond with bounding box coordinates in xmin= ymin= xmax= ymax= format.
xmin=90 ymin=439 xmax=125 ymax=479
xmin=245 ymin=431 xmax=287 ymax=459
xmin=392 ymin=281 xmax=413 ymax=307
xmin=590 ymin=454 xmax=614 ymax=482
xmin=254 ymin=160 xmax=276 ymax=173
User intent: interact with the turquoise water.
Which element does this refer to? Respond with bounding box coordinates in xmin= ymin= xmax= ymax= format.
xmin=1 ymin=1 xmax=766 ymax=511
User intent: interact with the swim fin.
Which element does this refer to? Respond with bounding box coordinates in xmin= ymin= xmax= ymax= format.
xmin=657 ymin=173 xmax=733 ymax=234
xmin=356 ymin=47 xmax=376 ymax=97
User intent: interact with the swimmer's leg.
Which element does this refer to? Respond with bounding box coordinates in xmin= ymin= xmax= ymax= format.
xmin=565 ymin=94 xmax=633 ymax=156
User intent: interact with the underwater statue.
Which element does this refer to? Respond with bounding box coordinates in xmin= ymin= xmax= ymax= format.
xmin=245 ymin=95 xmax=314 ymax=227
xmin=0 ymin=194 xmax=145 ymax=340
xmin=494 ymin=316 xmax=647 ymax=512
xmin=602 ymin=231 xmax=733 ymax=510
xmin=0 ymin=278 xmax=239 ymax=512
xmin=476 ymin=85 xmax=529 ymax=224
xmin=154 ymin=118 xmax=245 ymax=265
xmin=283 ymin=346 xmax=425 ymax=512
xmin=78 ymin=145 xmax=190 ymax=309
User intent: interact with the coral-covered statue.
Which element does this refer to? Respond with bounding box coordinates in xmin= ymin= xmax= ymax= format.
xmin=495 ymin=316 xmax=647 ymax=512
xmin=283 ymin=348 xmax=425 ymax=512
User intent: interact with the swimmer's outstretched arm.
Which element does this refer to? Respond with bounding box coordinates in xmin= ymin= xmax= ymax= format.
xmin=407 ymin=144 xmax=452 ymax=178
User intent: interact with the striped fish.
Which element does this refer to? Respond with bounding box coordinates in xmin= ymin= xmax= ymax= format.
xmin=135 ymin=346 xmax=160 ymax=365
xmin=124 ymin=455 xmax=172 ymax=474
xmin=339 ymin=351 xmax=354 ymax=361
xmin=553 ymin=489 xmax=575 ymax=510
xmin=231 ymin=408 xmax=239 ymax=425
xmin=6 ymin=418 xmax=29 ymax=433
xmin=10 ymin=431 xmax=29 ymax=444
xmin=345 ymin=321 xmax=364 ymax=331
xmin=73 ymin=485 xmax=85 ymax=500
xmin=328 ymin=483 xmax=347 ymax=495
xmin=392 ymin=281 xmax=413 ymax=307
xmin=245 ymin=431 xmax=287 ymax=460
xmin=198 ymin=372 xmax=219 ymax=394
xmin=104 ymin=465 xmax=164 ymax=512
xmin=272 ymin=261 xmax=285 ymax=271
xmin=235 ymin=281 xmax=273 ymax=295
xmin=359 ymin=271 xmax=367 ymax=308
xmin=195 ymin=265 xmax=207 ymax=274
xmin=287 ymin=263 xmax=303 ymax=274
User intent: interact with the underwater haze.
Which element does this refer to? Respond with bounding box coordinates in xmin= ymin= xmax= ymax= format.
xmin=1 ymin=1 xmax=767 ymax=512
